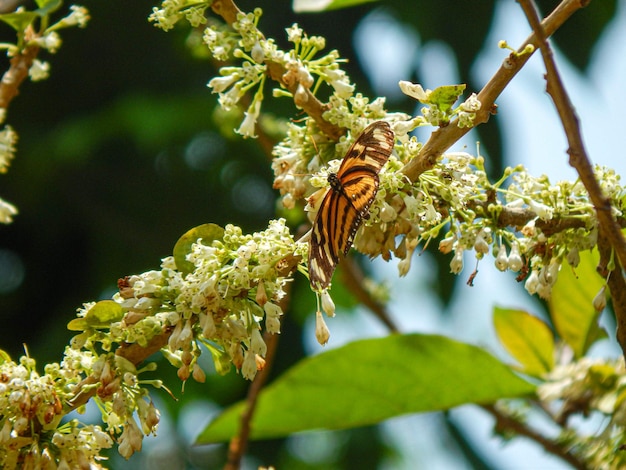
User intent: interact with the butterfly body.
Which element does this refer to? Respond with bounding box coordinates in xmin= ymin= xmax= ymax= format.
xmin=308 ymin=121 xmax=395 ymax=291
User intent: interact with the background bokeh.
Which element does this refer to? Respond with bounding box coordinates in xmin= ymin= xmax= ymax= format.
xmin=0 ymin=0 xmax=621 ymax=468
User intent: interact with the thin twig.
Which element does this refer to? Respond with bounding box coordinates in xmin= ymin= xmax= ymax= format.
xmin=402 ymin=0 xmax=589 ymax=182
xmin=482 ymin=404 xmax=588 ymax=470
xmin=224 ymin=330 xmax=280 ymax=470
xmin=517 ymin=0 xmax=626 ymax=358
xmin=340 ymin=257 xmax=399 ymax=333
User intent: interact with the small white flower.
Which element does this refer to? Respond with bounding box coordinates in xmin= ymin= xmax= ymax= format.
xmin=422 ymin=203 xmax=441 ymax=223
xmin=398 ymin=256 xmax=412 ymax=277
xmin=296 ymin=65 xmax=314 ymax=88
xmin=460 ymin=93 xmax=481 ymax=112
xmin=241 ymin=350 xmax=258 ymax=380
xmin=326 ymin=69 xmax=354 ymax=99
xmin=439 ymin=236 xmax=455 ymax=255
xmin=391 ymin=119 xmax=415 ymax=138
xmin=236 ymin=99 xmax=262 ymax=138
xmin=379 ymin=202 xmax=397 ymax=223
xmin=60 ymin=5 xmax=90 ymax=28
xmin=251 ymin=41 xmax=265 ymax=63
xmin=208 ymin=73 xmax=239 ymax=93
xmin=537 ymin=280 xmax=552 ymax=299
xmin=286 ymin=23 xmax=303 ymax=43
xmin=34 ymin=32 xmax=62 ymax=53
xmin=185 ymin=6 xmax=207 ymax=27
xmin=264 ymin=302 xmax=283 ymax=334
xmin=149 ymin=7 xmax=181 ymax=31
xmin=250 ymin=328 xmax=267 ymax=356
xmin=474 ymin=230 xmax=490 ymax=255
xmin=294 ymin=83 xmax=309 ymax=108
xmin=399 ymin=80 xmax=429 ymax=101
xmin=457 ymin=111 xmax=476 ymax=128
xmin=525 ymin=269 xmax=540 ymax=295
xmin=29 ymin=60 xmax=50 ymax=81
xmin=528 ymin=199 xmax=554 ymax=220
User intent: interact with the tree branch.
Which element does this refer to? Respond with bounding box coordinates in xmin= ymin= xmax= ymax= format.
xmin=0 ymin=26 xmax=39 ymax=111
xmin=340 ymin=257 xmax=400 ymax=333
xmin=402 ymin=0 xmax=589 ymax=182
xmin=482 ymin=404 xmax=588 ymax=470
xmin=517 ymin=0 xmax=626 ymax=358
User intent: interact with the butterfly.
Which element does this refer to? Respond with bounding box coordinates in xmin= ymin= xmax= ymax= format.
xmin=308 ymin=121 xmax=395 ymax=291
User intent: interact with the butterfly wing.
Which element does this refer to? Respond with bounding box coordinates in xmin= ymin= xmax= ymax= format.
xmin=308 ymin=121 xmax=395 ymax=290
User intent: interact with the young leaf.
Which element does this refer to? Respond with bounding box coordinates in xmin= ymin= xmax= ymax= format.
xmin=196 ymin=333 xmax=535 ymax=443
xmin=172 ymin=223 xmax=224 ymax=275
xmin=0 ymin=349 xmax=12 ymax=364
xmin=293 ymin=0 xmax=379 ymax=13
xmin=428 ymin=84 xmax=466 ymax=112
xmin=493 ymin=307 xmax=554 ymax=377
xmin=549 ymin=249 xmax=607 ymax=358
xmin=35 ymin=0 xmax=62 ymax=16
xmin=0 ymin=11 xmax=38 ymax=32
xmin=67 ymin=300 xmax=124 ymax=331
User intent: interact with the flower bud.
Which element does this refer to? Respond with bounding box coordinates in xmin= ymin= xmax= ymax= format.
xmin=507 ymin=243 xmax=523 ymax=272
xmin=593 ymin=286 xmax=607 ymax=312
xmin=315 ymin=310 xmax=330 ymax=345
xmin=494 ymin=244 xmax=508 ymax=271
xmin=450 ymin=249 xmax=464 ymax=274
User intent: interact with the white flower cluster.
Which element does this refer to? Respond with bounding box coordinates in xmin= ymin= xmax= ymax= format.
xmin=537 ymin=357 xmax=626 ymax=468
xmin=0 ymin=218 xmax=292 ymax=466
xmin=22 ymin=4 xmax=91 ymax=81
xmin=174 ymin=219 xmax=295 ymax=379
xmin=152 ymin=1 xmax=370 ymax=139
xmin=349 ymin=146 xmax=619 ymax=301
xmin=149 ymin=0 xmax=208 ymax=31
xmin=0 ymin=218 xmax=296 ymax=465
xmin=0 ymin=355 xmax=112 ymax=468
xmin=108 ymin=219 xmax=295 ymax=382
xmin=431 ymin=159 xmax=618 ymax=298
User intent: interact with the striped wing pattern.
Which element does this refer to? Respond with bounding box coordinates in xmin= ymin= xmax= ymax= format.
xmin=308 ymin=121 xmax=395 ymax=291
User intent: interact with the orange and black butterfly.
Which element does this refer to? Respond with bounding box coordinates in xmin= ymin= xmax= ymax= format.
xmin=308 ymin=121 xmax=395 ymax=291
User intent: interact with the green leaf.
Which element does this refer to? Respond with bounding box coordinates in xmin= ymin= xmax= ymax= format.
xmin=35 ymin=0 xmax=62 ymax=14
xmin=197 ymin=334 xmax=535 ymax=443
xmin=293 ymin=0 xmax=379 ymax=13
xmin=67 ymin=300 xmax=124 ymax=331
xmin=173 ymin=224 xmax=224 ymax=275
xmin=493 ymin=307 xmax=554 ymax=377
xmin=428 ymin=84 xmax=466 ymax=112
xmin=549 ymin=249 xmax=607 ymax=358
xmin=0 ymin=11 xmax=38 ymax=32
xmin=0 ymin=349 xmax=12 ymax=364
